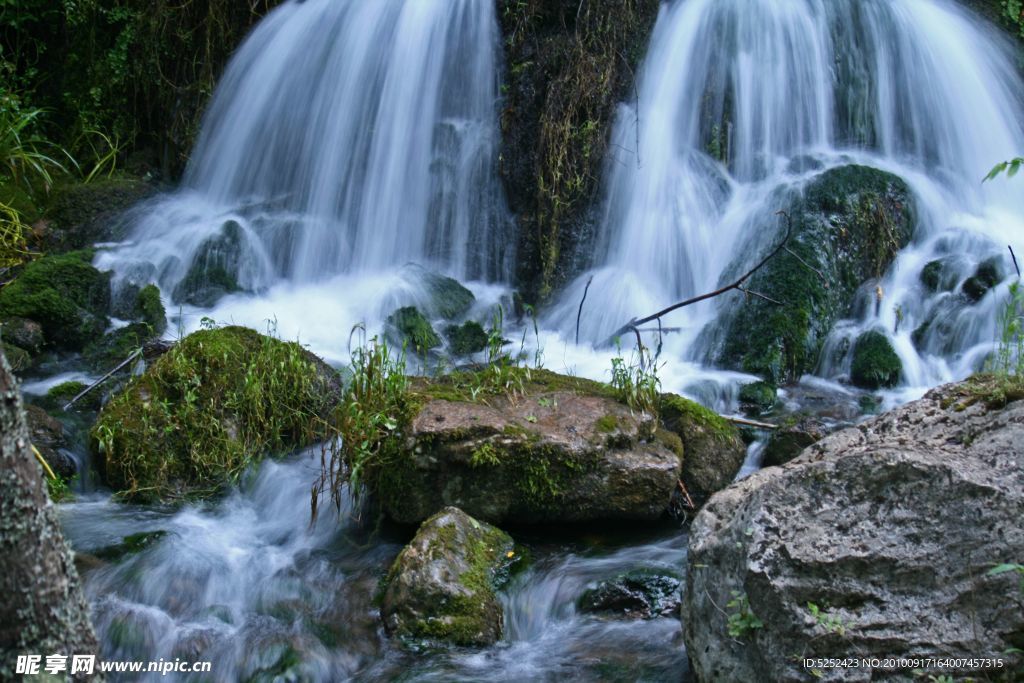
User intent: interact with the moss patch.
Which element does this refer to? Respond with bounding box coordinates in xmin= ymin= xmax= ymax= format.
xmin=83 ymin=322 xmax=155 ymax=371
xmin=90 ymin=325 xmax=341 ymax=502
xmin=850 ymin=330 xmax=902 ymax=390
xmin=386 ymin=307 xmax=441 ymax=354
xmin=134 ymin=284 xmax=166 ymax=334
xmin=0 ymin=250 xmax=111 ymax=350
xmin=444 ymin=321 xmax=488 ymax=356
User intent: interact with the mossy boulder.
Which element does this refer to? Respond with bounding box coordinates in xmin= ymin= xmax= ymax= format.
xmin=762 ymin=416 xmax=830 ymax=468
xmin=381 ymin=507 xmax=515 ymax=646
xmin=1 ymin=343 xmax=33 ymax=372
xmin=920 ymin=258 xmax=959 ymax=293
xmin=713 ymin=165 xmax=915 ymax=386
xmin=850 ymin=330 xmax=902 ymax=390
xmin=90 ymin=326 xmax=341 ymax=502
xmin=134 ymin=285 xmax=167 ymax=334
xmin=0 ymin=317 xmax=44 ymax=355
xmin=578 ymin=569 xmax=681 ymax=620
xmin=172 ymin=220 xmax=244 ymax=307
xmin=83 ymin=322 xmax=156 ymax=371
xmin=659 ymin=394 xmax=747 ymax=509
xmin=444 ymin=321 xmax=489 ymax=356
xmin=961 ymin=255 xmax=1006 ymax=302
xmin=371 ymin=369 xmax=680 ymax=525
xmin=386 ymin=307 xmax=441 ymax=354
xmin=0 ymin=251 xmax=111 ymax=350
xmin=421 ymin=271 xmax=475 ymax=321
xmin=737 ymin=381 xmax=777 ymax=417
xmin=44 ymin=177 xmax=154 ymax=252
xmin=43 ymin=381 xmax=101 ymax=413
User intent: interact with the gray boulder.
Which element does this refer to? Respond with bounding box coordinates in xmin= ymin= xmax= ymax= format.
xmin=381 ymin=507 xmax=515 ymax=646
xmin=684 ymin=380 xmax=1024 ymax=682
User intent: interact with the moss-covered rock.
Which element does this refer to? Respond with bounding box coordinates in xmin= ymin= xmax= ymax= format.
xmin=90 ymin=325 xmax=341 ymax=502
xmin=369 ymin=368 xmax=680 ymax=525
xmin=83 ymin=322 xmax=155 ymax=371
xmin=134 ymin=285 xmax=167 ymax=334
xmin=850 ymin=330 xmax=902 ymax=390
xmin=43 ymin=177 xmax=154 ymax=252
xmin=444 ymin=321 xmax=489 ymax=356
xmin=499 ymin=0 xmax=660 ymax=301
xmin=386 ymin=307 xmax=441 ymax=354
xmin=762 ymin=416 xmax=829 ymax=468
xmin=578 ymin=569 xmax=681 ymax=620
xmin=737 ymin=381 xmax=777 ymax=416
xmin=421 ymin=271 xmax=475 ymax=321
xmin=1 ymin=343 xmax=33 ymax=372
xmin=0 ymin=317 xmax=44 ymax=355
xmin=172 ymin=220 xmax=244 ymax=307
xmin=961 ymin=255 xmax=1006 ymax=302
xmin=713 ymin=165 xmax=915 ymax=386
xmin=0 ymin=251 xmax=111 ymax=350
xmin=43 ymin=381 xmax=101 ymax=413
xmin=381 ymin=507 xmax=514 ymax=646
xmin=659 ymin=394 xmax=747 ymax=509
xmin=920 ymin=258 xmax=959 ymax=293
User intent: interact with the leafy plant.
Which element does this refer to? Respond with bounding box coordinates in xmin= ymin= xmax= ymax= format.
xmin=988 ymin=562 xmax=1024 ymax=594
xmin=807 ymin=602 xmax=848 ymax=636
xmin=609 ymin=341 xmax=661 ymax=414
xmin=726 ymin=591 xmax=764 ymax=638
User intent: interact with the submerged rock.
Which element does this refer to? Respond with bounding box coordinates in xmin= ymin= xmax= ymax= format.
xmin=91 ymin=326 xmax=341 ymax=502
xmin=850 ymin=329 xmax=902 ymax=389
xmin=381 ymin=507 xmax=514 ymax=646
xmin=962 ymin=254 xmax=1006 ymax=302
xmin=372 ymin=369 xmax=682 ymax=525
xmin=660 ymin=394 xmax=746 ymax=509
xmin=578 ymin=569 xmax=681 ymax=620
xmin=919 ymin=257 xmax=959 ymax=293
xmin=714 ymin=164 xmax=915 ymax=386
xmin=684 ymin=380 xmax=1024 ymax=682
xmin=0 ymin=251 xmax=111 ymax=351
xmin=173 ymin=220 xmax=245 ymax=307
xmin=420 ymin=270 xmax=475 ymax=321
xmin=83 ymin=322 xmax=158 ymax=371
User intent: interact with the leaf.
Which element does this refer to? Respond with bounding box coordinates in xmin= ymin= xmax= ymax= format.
xmin=987 ymin=563 xmax=1024 ymax=576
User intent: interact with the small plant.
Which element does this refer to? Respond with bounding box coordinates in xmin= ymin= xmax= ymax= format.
xmin=988 ymin=562 xmax=1024 ymax=594
xmin=609 ymin=341 xmax=661 ymax=415
xmin=726 ymin=591 xmax=764 ymax=638
xmin=988 ymin=279 xmax=1024 ymax=377
xmin=46 ymin=474 xmax=76 ymax=503
xmin=807 ymin=602 xmax=848 ymax=636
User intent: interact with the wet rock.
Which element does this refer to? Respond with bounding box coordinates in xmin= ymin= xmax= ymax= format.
xmin=134 ymin=284 xmax=167 ymax=334
xmin=43 ymin=381 xmax=101 ymax=413
xmin=1 ymin=343 xmax=33 ymax=373
xmin=0 ymin=316 xmax=44 ymax=354
xmin=173 ymin=220 xmax=244 ymax=306
xmin=660 ymin=394 xmax=746 ymax=509
xmin=25 ymin=404 xmax=77 ymax=480
xmin=374 ymin=369 xmax=681 ymax=525
xmin=0 ymin=250 xmax=111 ymax=351
xmin=386 ymin=306 xmax=441 ymax=354
xmin=91 ymin=326 xmax=341 ymax=502
xmin=579 ymin=570 xmax=681 ymax=620
xmin=43 ymin=177 xmax=154 ymax=252
xmin=762 ymin=415 xmax=829 ymax=467
xmin=84 ymin=322 xmax=158 ymax=371
xmin=683 ymin=381 xmax=1024 ymax=682
xmin=421 ymin=270 xmax=475 ymax=321
xmin=919 ymin=258 xmax=959 ymax=293
xmin=714 ymin=164 xmax=915 ymax=386
xmin=850 ymin=329 xmax=901 ymax=389
xmin=737 ymin=381 xmax=776 ymax=416
xmin=444 ymin=320 xmax=489 ymax=355
xmin=381 ymin=507 xmax=514 ymax=646
xmin=962 ymin=254 xmax=1006 ymax=302
xmin=93 ymin=531 xmax=168 ymax=562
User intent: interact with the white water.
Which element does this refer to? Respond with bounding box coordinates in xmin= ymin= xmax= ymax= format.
xmin=550 ymin=0 xmax=1024 ymax=404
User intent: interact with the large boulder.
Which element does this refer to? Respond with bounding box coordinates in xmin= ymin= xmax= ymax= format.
xmin=684 ymin=379 xmax=1024 ymax=682
xmin=713 ymin=165 xmax=915 ymax=386
xmin=43 ymin=177 xmax=154 ymax=252
xmin=90 ymin=326 xmax=341 ymax=502
xmin=0 ymin=251 xmax=111 ymax=351
xmin=372 ymin=369 xmax=682 ymax=525
xmin=381 ymin=507 xmax=515 ymax=646
xmin=25 ymin=405 xmax=77 ymax=481
xmin=849 ymin=329 xmax=902 ymax=389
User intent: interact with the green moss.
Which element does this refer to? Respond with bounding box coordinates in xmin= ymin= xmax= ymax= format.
xmin=90 ymin=325 xmax=341 ymax=502
xmin=386 ymin=307 xmax=441 ymax=354
xmin=738 ymin=381 xmax=777 ymax=415
xmin=850 ymin=330 xmax=902 ymax=389
xmin=422 ymin=272 xmax=475 ymax=320
xmin=134 ymin=284 xmax=166 ymax=333
xmin=595 ymin=414 xmax=620 ymax=433
xmin=1 ymin=343 xmax=33 ymax=372
xmin=43 ymin=177 xmax=153 ymax=250
xmin=83 ymin=322 xmax=154 ymax=370
xmin=659 ymin=394 xmax=736 ymax=442
xmin=43 ymin=381 xmax=101 ymax=412
xmin=93 ymin=530 xmax=167 ymax=561
xmin=962 ymin=255 xmax=1006 ymax=302
xmin=0 ymin=250 xmax=110 ymax=350
xmin=945 ymin=373 xmax=1024 ymax=411
xmin=444 ymin=321 xmax=488 ymax=355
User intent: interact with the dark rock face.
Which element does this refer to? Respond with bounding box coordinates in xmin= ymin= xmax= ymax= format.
xmin=0 ymin=317 xmax=44 ymax=355
xmin=849 ymin=329 xmax=902 ymax=389
xmin=578 ymin=570 xmax=681 ymax=620
xmin=660 ymin=395 xmax=747 ymax=509
xmin=962 ymin=254 xmax=1007 ymax=302
xmin=173 ymin=220 xmax=245 ymax=307
xmin=25 ymin=405 xmax=77 ymax=481
xmin=0 ymin=349 xmax=99 ymax=681
xmin=713 ymin=165 xmax=915 ymax=386
xmin=381 ymin=507 xmax=514 ymax=646
xmin=0 ymin=251 xmax=111 ymax=351
xmin=375 ymin=370 xmax=682 ymax=526
xmin=761 ymin=416 xmax=829 ymax=468
xmin=684 ymin=382 xmax=1024 ymax=682
xmin=44 ymin=178 xmax=155 ymax=252
xmin=737 ymin=381 xmax=777 ymax=416
xmin=498 ymin=0 xmax=660 ymax=302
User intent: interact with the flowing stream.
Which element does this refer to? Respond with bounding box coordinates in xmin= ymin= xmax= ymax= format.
xmin=45 ymin=0 xmax=1024 ymax=679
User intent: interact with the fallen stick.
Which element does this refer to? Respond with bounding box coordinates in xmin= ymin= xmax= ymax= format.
xmin=725 ymin=416 xmax=778 ymax=430
xmin=63 ymin=348 xmax=142 ymax=412
xmin=31 ymin=443 xmax=57 ymax=481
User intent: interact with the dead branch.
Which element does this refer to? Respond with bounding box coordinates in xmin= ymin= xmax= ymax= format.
xmin=602 ymin=212 xmax=793 ymax=346
xmin=62 ymin=349 xmax=142 ymax=411
xmin=575 ymin=275 xmax=594 ymax=346
xmin=725 ymin=416 xmax=777 ymax=430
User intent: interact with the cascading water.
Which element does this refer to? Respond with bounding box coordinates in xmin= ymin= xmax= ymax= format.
xmin=551 ymin=0 xmax=1024 ymax=405
xmin=96 ymin=0 xmax=511 ymax=360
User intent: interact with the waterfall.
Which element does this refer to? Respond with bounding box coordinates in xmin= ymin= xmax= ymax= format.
xmin=552 ymin=0 xmax=1024 ymax=397
xmin=98 ymin=0 xmax=510 ymax=355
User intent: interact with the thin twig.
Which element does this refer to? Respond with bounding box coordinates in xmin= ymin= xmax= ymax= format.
xmin=63 ymin=348 xmax=142 ymax=411
xmin=784 ymin=246 xmax=826 ymax=283
xmin=736 ymin=287 xmax=784 ymax=306
xmin=575 ymin=275 xmax=593 ymax=346
xmin=31 ymin=444 xmax=57 ymax=481
xmin=677 ymin=479 xmax=696 ymax=510
xmin=726 ymin=416 xmax=777 ymax=430
xmin=1010 ymin=245 xmax=1021 ymax=278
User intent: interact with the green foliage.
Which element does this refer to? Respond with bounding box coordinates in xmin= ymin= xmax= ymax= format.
xmin=46 ymin=473 xmax=75 ymax=503
xmin=807 ymin=602 xmax=848 ymax=636
xmin=726 ymin=591 xmax=764 ymax=639
xmin=988 ymin=562 xmax=1024 ymax=594
xmin=609 ymin=343 xmax=660 ymax=415
xmin=134 ymin=284 xmax=166 ymax=334
xmin=386 ymin=306 xmax=440 ymax=354
xmin=985 ymin=157 xmax=1024 ymax=181
xmin=989 ymin=280 xmax=1024 ymax=377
